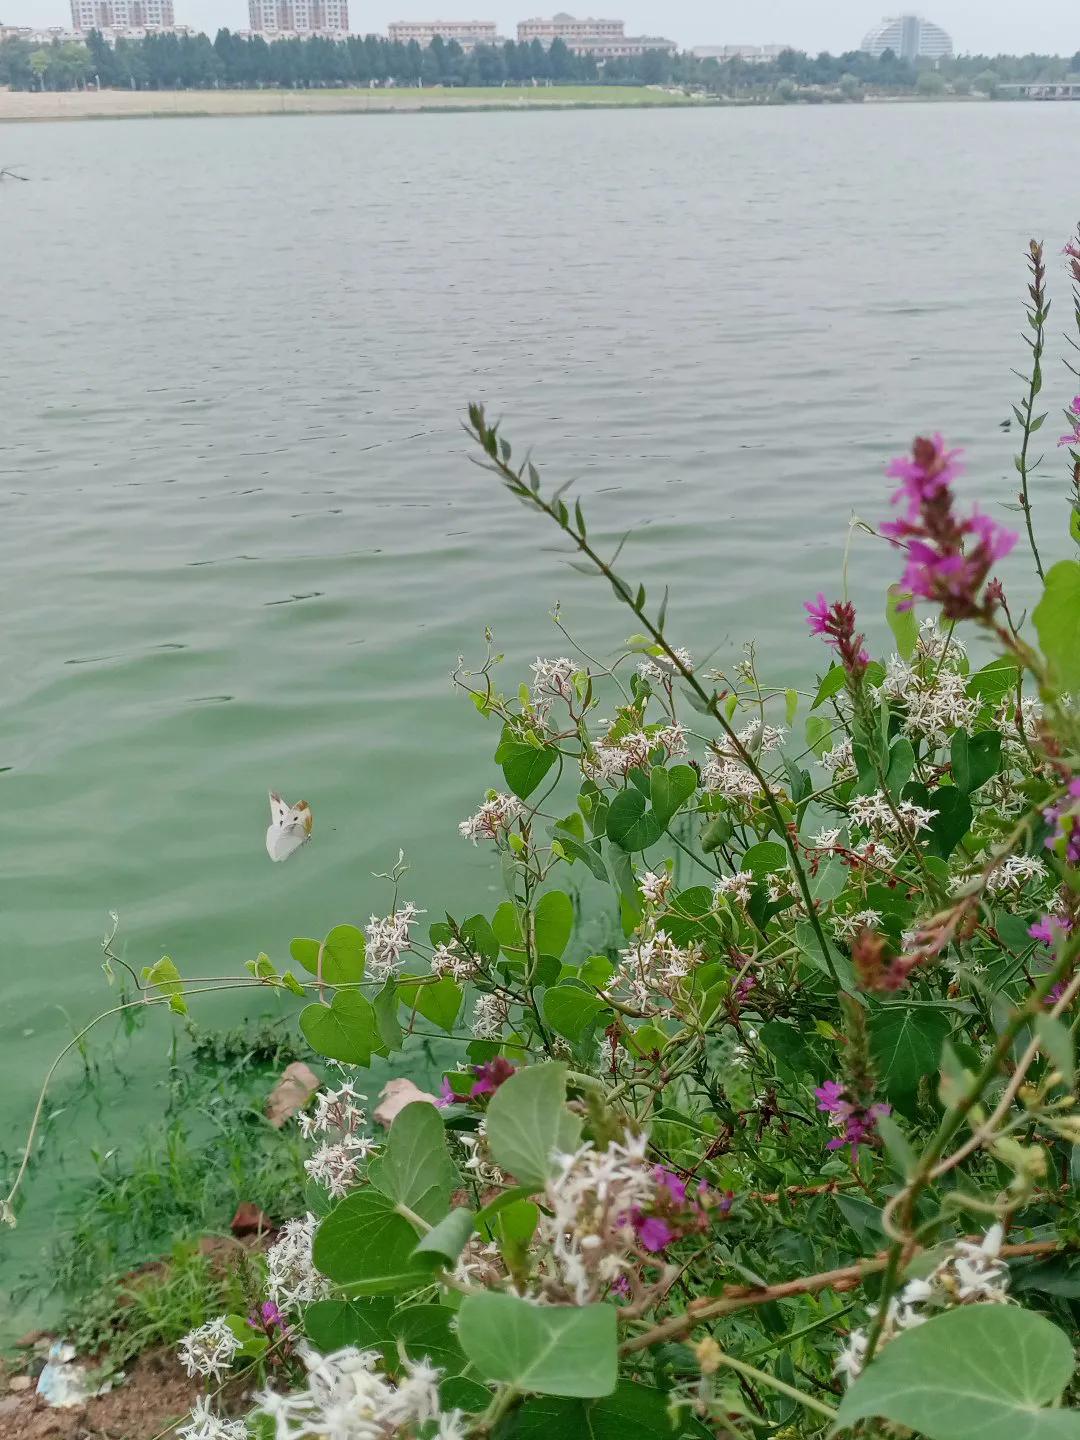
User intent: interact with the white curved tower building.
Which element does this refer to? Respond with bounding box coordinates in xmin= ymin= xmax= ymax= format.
xmin=861 ymin=14 xmax=953 ymax=60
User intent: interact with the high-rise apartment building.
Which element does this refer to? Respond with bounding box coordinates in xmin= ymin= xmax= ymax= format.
xmin=247 ymin=0 xmax=350 ymax=36
xmin=860 ymin=14 xmax=953 ymax=60
xmin=517 ymin=13 xmax=674 ymax=57
xmin=388 ymin=20 xmax=499 ymax=49
xmin=70 ymin=0 xmax=174 ymax=32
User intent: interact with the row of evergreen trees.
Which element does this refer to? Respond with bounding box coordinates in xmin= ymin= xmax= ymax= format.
xmin=0 ymin=29 xmax=1077 ymax=95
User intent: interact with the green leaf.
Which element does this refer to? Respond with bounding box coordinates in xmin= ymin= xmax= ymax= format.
xmin=812 ymin=665 xmax=846 ymax=709
xmin=413 ymin=1208 xmax=474 ymax=1268
xmin=1034 ymin=560 xmax=1080 ymax=692
xmin=457 ymin=1294 xmax=617 ymax=1398
xmin=312 ymin=1188 xmax=431 ymax=1294
xmin=498 ymin=740 xmax=558 ymax=800
xmin=926 ymin=788 xmax=973 ymax=860
xmin=389 ymin=1303 xmax=467 ymax=1374
xmin=951 ymin=731 xmax=1002 ymax=795
xmin=579 ymin=954 xmax=615 ymax=989
xmin=741 ymin=841 xmax=788 ymax=876
xmin=319 ymin=924 xmax=365 ymax=985
xmin=304 ymin=1299 xmax=394 ymax=1354
xmin=785 ymin=688 xmax=799 ymax=726
xmin=367 ymin=1102 xmax=456 ymax=1223
xmin=811 ymin=856 xmax=847 ymax=903
xmin=142 ymin=955 xmax=187 ymax=1015
xmin=967 ymin=658 xmax=1020 ymax=705
xmin=869 ymin=1007 xmax=951 ymax=1113
xmin=886 ymin=586 xmax=918 ymax=659
xmin=1036 ymin=1013 xmax=1074 ymax=1087
xmin=372 ymin=977 xmax=403 ymax=1052
xmin=833 ymin=1305 xmax=1080 ymax=1440
xmin=484 ymin=1064 xmax=582 ymax=1189
xmin=493 ymin=1198 xmax=539 ymax=1277
xmin=876 ymin=1112 xmax=917 ymax=1178
xmin=290 ymin=937 xmax=321 ymax=975
xmin=512 ymin=1383 xmax=695 ymax=1439
xmin=543 ymin=982 xmax=610 ymax=1042
xmin=299 ymin=991 xmax=375 ymax=1065
xmin=556 ymin=833 xmax=608 ymax=883
xmin=534 ymin=891 xmax=574 ymax=959
xmin=884 ymin=738 xmax=916 ymax=798
xmin=701 ymin=813 xmax=734 ymax=853
xmin=462 ymin=914 xmax=500 ymax=964
xmin=606 ymin=789 xmax=662 ymax=852
xmin=833 ymin=1193 xmax=883 ymax=1252
xmin=492 ymin=901 xmax=524 ymax=955
xmin=397 ymin=977 xmax=462 ymax=1033
xmin=806 ymin=713 xmax=836 ymax=758
xmin=649 ymin=763 xmax=697 ymax=828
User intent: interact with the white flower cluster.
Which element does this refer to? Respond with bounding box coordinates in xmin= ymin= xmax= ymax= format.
xmin=255 ymin=1346 xmax=464 ymax=1440
xmin=616 ymin=925 xmax=702 ymax=1008
xmin=985 ymin=853 xmax=1049 ymax=895
xmin=638 ymin=870 xmax=672 ymax=905
xmin=833 ymin=908 xmax=883 ymax=939
xmin=819 ymin=738 xmax=856 ymax=781
xmin=851 ymin=838 xmax=898 ymax=872
xmin=365 ymin=903 xmax=422 ymax=981
xmin=177 ymin=1397 xmax=248 ymax=1440
xmin=266 ymin=1213 xmax=330 ymax=1311
xmin=458 ymin=792 xmax=523 ymax=844
xmin=530 ymin=655 xmax=577 ymax=703
xmin=997 ymin=693 xmax=1042 ymax=755
xmin=584 ymin=724 xmax=687 ymax=782
xmin=700 ymin=756 xmax=762 ymax=802
xmin=713 ymin=871 xmax=755 ymax=907
xmin=849 ymin=791 xmax=935 ymax=836
xmin=431 ymin=941 xmax=480 ymax=984
xmin=836 ymin=1225 xmax=1009 ymax=1385
xmin=899 ymin=669 xmax=978 ymax=747
xmin=178 ymin=1317 xmax=241 ymax=1382
xmin=471 ymin=991 xmax=513 ymax=1040
xmin=458 ymin=1120 xmax=505 ymax=1186
xmin=638 ymin=646 xmax=692 ymax=684
xmin=300 ymin=1080 xmax=376 ymax=1198
xmin=298 ymin=1080 xmax=366 ymax=1140
xmin=811 ymin=826 xmax=843 ymax=849
xmin=542 ymin=1133 xmax=655 ymax=1304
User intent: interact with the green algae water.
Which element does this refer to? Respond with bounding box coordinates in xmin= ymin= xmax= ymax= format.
xmin=2 ymin=100 xmax=1078 ymax=1335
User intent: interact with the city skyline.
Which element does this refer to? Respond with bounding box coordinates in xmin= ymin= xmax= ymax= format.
xmin=5 ymin=0 xmax=1078 ymax=54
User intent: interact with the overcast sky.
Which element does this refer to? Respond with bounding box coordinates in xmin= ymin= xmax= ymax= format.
xmin=6 ymin=0 xmax=1078 ymax=55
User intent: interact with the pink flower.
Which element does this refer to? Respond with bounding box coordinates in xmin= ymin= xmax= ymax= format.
xmin=803 ymin=596 xmax=869 ymax=678
xmin=436 ymin=1077 xmax=460 ymax=1108
xmin=804 ymin=593 xmax=831 ymax=636
xmin=1030 ymin=915 xmax=1071 ymax=946
xmin=882 ymin=435 xmax=1017 ymax=619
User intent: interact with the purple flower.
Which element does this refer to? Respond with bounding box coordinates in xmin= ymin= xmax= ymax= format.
xmin=436 ymin=1077 xmax=459 ymax=1108
xmin=470 ymin=1057 xmax=516 ymax=1099
xmin=1030 ymin=915 xmax=1072 ymax=947
xmin=634 ymin=1215 xmax=676 ymax=1253
xmin=654 ymin=1166 xmax=689 ymax=1205
xmin=248 ymin=1300 xmax=286 ymax=1331
xmin=815 ymin=1081 xmax=890 ymax=1160
xmin=610 ymin=1273 xmax=631 ymax=1298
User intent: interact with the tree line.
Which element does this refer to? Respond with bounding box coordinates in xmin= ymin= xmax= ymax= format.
xmin=0 ymin=29 xmax=1077 ymax=94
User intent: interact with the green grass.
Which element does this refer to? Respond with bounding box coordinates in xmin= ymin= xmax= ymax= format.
xmin=49 ymin=1019 xmax=311 ymax=1366
xmin=338 ymin=84 xmax=701 ymax=106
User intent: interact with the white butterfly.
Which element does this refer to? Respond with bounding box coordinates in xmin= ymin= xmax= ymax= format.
xmin=266 ymin=791 xmax=313 ymax=863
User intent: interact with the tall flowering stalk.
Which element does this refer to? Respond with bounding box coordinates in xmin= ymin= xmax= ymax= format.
xmin=880 ymin=436 xmax=1017 ymax=620
xmin=1013 ymin=238 xmax=1048 ymax=579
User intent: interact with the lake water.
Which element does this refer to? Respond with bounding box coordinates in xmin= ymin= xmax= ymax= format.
xmin=2 ymin=100 xmax=1079 ymax=1330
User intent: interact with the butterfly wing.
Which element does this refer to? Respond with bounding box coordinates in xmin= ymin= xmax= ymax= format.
xmin=266 ymin=793 xmax=313 ymax=862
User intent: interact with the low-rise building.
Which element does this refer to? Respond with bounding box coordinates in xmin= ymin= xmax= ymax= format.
xmin=691 ymin=44 xmax=790 ymax=64
xmin=517 ymin=13 xmax=674 ymax=58
xmin=388 ymin=20 xmax=499 ymax=51
xmin=247 ymin=0 xmax=350 ymax=37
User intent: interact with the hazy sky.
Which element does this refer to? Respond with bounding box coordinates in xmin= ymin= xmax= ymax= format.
xmin=6 ymin=0 xmax=1078 ymax=55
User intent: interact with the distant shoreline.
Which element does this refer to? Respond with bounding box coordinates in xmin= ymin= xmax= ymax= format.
xmin=0 ymin=85 xmax=709 ymax=122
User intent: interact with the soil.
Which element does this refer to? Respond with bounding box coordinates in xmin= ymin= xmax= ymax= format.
xmin=0 ymin=1347 xmax=249 ymax=1440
